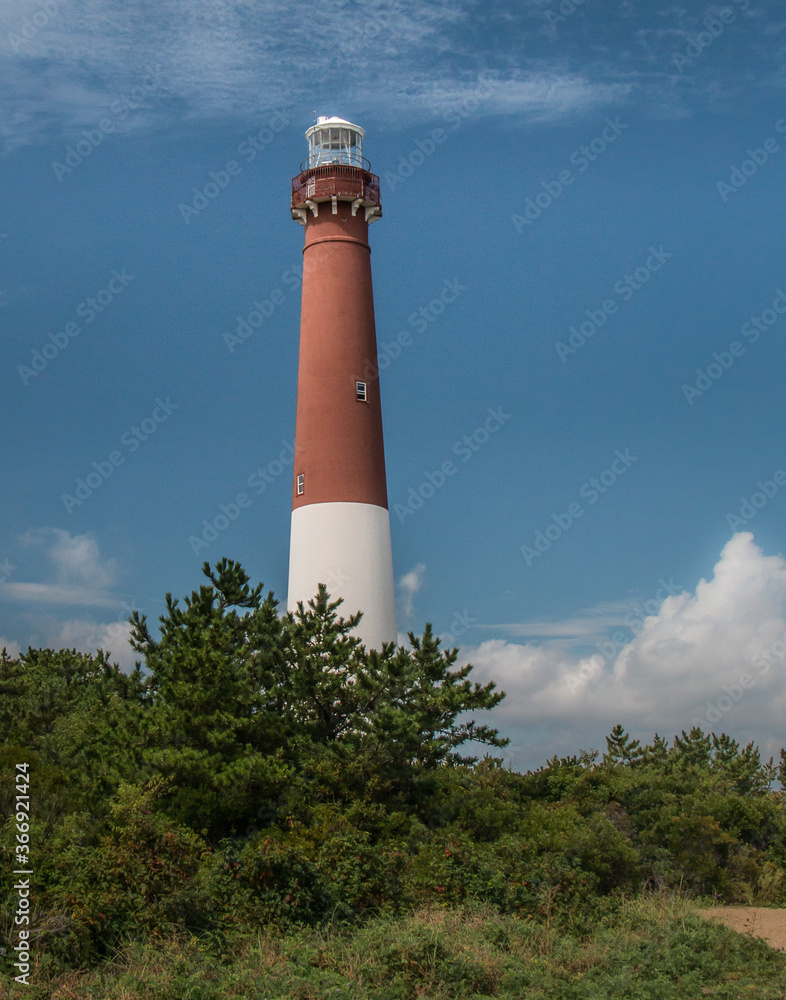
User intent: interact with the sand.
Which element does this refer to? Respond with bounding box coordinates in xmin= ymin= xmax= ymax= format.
xmin=696 ymin=907 xmax=786 ymax=952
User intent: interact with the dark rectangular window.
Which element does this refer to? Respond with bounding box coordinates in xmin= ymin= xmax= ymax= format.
xmin=356 ymin=380 xmax=367 ymax=401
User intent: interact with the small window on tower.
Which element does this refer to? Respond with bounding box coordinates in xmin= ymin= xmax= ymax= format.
xmin=297 ymin=474 xmax=304 ymax=495
xmin=356 ymin=381 xmax=367 ymax=402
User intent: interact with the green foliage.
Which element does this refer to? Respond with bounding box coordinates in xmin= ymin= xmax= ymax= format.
xmin=604 ymin=722 xmax=644 ymax=766
xmin=2 ymin=559 xmax=786 ymax=990
xmin=12 ymin=898 xmax=786 ymax=999
xmin=27 ymin=782 xmax=209 ymax=968
xmin=0 ymin=647 xmax=145 ymax=813
xmin=130 ymin=558 xmax=294 ymax=836
xmin=0 ymin=646 xmax=144 ymax=748
xmin=128 ymin=562 xmax=508 ymax=836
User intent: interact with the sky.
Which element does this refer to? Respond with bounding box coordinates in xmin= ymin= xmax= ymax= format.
xmin=2 ymin=0 xmax=786 ymax=772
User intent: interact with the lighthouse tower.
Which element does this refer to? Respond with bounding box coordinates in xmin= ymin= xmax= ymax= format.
xmin=287 ymin=116 xmax=396 ymax=648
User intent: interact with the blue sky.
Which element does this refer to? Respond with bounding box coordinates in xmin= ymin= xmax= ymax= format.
xmin=2 ymin=0 xmax=786 ymax=770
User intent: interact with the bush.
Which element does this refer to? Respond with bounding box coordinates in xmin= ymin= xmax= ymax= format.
xmin=33 ymin=783 xmax=208 ymax=968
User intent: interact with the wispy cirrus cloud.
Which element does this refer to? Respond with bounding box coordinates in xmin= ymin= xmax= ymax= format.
xmin=7 ymin=0 xmax=748 ymax=151
xmin=0 ymin=0 xmax=466 ymax=148
xmin=1 ymin=582 xmax=118 ymax=607
xmin=480 ymin=607 xmax=636 ymax=641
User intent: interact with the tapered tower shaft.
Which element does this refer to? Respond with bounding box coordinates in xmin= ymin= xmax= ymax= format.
xmin=287 ymin=117 xmax=396 ymax=647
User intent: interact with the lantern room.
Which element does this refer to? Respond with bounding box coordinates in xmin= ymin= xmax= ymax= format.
xmin=304 ymin=116 xmax=367 ymax=169
xmin=292 ymin=114 xmax=381 ymax=225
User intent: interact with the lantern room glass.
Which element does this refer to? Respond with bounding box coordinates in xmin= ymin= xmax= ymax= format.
xmin=307 ymin=123 xmax=364 ymax=168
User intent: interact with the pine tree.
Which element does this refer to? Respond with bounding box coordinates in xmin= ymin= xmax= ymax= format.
xmin=279 ymin=590 xmax=509 ymax=809
xmin=604 ymin=724 xmax=644 ymax=766
xmin=710 ymin=733 xmax=774 ymax=795
xmin=673 ymin=727 xmax=712 ymax=770
xmin=128 ymin=564 xmax=510 ymax=831
xmin=0 ymin=647 xmax=147 ymax=813
xmin=130 ymin=558 xmax=293 ymax=835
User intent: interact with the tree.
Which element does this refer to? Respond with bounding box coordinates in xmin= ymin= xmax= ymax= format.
xmin=367 ymin=624 xmax=508 ymax=770
xmin=710 ymin=734 xmax=774 ymax=796
xmin=281 ymin=584 xmax=379 ymax=745
xmin=673 ymin=727 xmax=712 ymax=770
xmin=0 ymin=647 xmax=146 ymax=813
xmin=129 ymin=558 xmax=293 ymax=835
xmin=276 ymin=587 xmax=509 ymax=811
xmin=640 ymin=733 xmax=670 ymax=766
xmin=604 ymin=724 xmax=644 ymax=766
xmin=0 ymin=647 xmax=144 ymax=748
xmin=128 ymin=563 xmax=509 ymax=832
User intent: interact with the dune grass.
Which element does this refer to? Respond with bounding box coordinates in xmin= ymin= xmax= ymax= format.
xmin=8 ymin=895 xmax=785 ymax=1000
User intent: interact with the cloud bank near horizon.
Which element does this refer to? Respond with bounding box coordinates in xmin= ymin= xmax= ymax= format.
xmin=466 ymin=532 xmax=786 ymax=770
xmin=2 ymin=529 xmax=785 ymax=771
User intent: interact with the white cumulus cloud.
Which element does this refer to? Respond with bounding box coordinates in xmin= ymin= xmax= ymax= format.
xmin=398 ymin=561 xmax=427 ymax=620
xmin=52 ymin=616 xmax=138 ymax=672
xmin=464 ymin=533 xmax=786 ymax=771
xmin=3 ymin=527 xmax=118 ymax=604
xmin=0 ymin=528 xmax=138 ymax=669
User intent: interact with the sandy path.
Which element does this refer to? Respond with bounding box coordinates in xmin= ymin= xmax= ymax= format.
xmin=697 ymin=907 xmax=786 ymax=952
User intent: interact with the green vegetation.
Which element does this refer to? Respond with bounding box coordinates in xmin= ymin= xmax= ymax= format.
xmin=7 ymin=897 xmax=786 ymax=999
xmin=1 ymin=559 xmax=785 ymax=997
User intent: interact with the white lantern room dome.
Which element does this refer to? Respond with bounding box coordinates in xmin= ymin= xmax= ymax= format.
xmin=304 ymin=115 xmax=367 ymax=169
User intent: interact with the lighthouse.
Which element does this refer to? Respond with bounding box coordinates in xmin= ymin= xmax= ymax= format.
xmin=287 ymin=116 xmax=396 ymax=648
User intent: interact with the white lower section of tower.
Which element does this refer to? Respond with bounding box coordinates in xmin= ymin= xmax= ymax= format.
xmin=287 ymin=501 xmax=396 ymax=648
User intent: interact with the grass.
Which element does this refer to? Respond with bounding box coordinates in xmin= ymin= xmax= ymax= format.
xmin=4 ymin=895 xmax=785 ymax=1000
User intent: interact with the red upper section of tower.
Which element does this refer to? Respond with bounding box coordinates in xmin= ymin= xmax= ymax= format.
xmin=291 ymin=164 xmax=381 ymax=216
xmin=290 ymin=147 xmax=388 ymax=511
